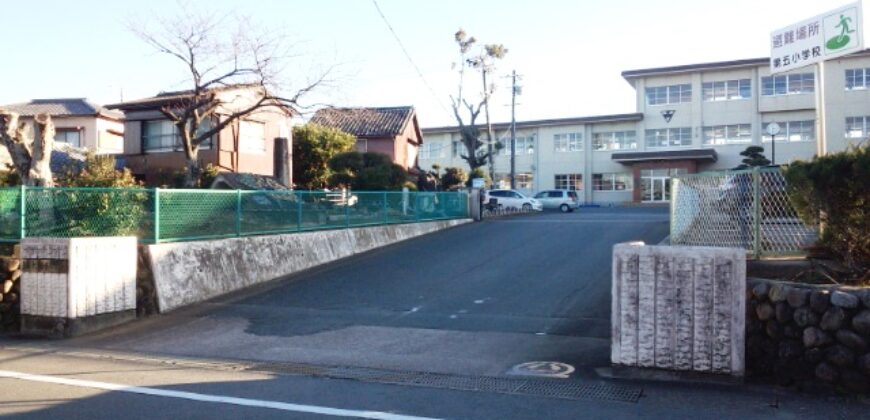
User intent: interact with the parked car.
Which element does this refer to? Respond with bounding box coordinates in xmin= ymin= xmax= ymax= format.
xmin=484 ymin=189 xmax=543 ymax=212
xmin=533 ymin=190 xmax=579 ymax=212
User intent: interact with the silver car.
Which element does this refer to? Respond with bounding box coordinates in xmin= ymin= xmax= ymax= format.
xmin=533 ymin=190 xmax=579 ymax=212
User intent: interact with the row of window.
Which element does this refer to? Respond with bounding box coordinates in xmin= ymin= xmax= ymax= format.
xmin=140 ymin=119 xmax=266 ymax=154
xmin=647 ymin=73 xmax=819 ymax=105
xmin=554 ymin=173 xmax=633 ymax=191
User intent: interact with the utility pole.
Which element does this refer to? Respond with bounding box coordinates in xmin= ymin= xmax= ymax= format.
xmin=509 ymin=70 xmax=520 ymax=189
xmin=482 ymin=68 xmax=495 ymax=183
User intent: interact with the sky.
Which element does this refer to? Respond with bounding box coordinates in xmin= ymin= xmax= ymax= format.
xmin=0 ymin=0 xmax=853 ymax=128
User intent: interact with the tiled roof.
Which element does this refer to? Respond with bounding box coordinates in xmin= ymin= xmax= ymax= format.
xmin=106 ymin=84 xmax=266 ymax=111
xmin=310 ymin=106 xmax=415 ymax=138
xmin=0 ymin=98 xmax=122 ymax=119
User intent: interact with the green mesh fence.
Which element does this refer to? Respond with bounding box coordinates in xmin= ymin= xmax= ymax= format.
xmin=0 ymin=187 xmax=469 ymax=243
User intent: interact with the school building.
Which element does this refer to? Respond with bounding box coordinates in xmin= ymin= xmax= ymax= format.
xmin=419 ymin=50 xmax=870 ymax=204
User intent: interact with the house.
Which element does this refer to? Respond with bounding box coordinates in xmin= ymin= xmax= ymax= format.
xmin=107 ymin=85 xmax=293 ymax=185
xmin=310 ymin=106 xmax=423 ymax=171
xmin=0 ymin=98 xmax=124 ymax=153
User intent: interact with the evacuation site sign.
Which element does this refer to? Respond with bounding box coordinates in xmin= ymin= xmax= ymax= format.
xmin=770 ymin=1 xmax=864 ymax=74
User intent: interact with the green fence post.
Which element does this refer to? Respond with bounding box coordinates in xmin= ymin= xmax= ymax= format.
xmin=153 ymin=188 xmax=160 ymax=243
xmin=297 ymin=193 xmax=303 ymax=232
xmin=236 ymin=189 xmax=242 ymax=237
xmin=414 ymin=193 xmax=420 ymax=222
xmin=345 ymin=191 xmax=351 ymax=228
xmin=18 ymin=185 xmax=26 ymax=240
xmin=383 ymin=192 xmax=388 ymax=224
xmin=752 ymin=168 xmax=761 ymax=259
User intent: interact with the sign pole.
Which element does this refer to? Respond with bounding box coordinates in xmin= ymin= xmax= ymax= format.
xmin=816 ymin=61 xmax=827 ymax=156
xmin=771 ymin=133 xmax=776 ymax=165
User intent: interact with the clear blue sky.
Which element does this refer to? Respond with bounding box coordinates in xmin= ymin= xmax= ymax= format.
xmin=0 ymin=0 xmax=851 ymax=127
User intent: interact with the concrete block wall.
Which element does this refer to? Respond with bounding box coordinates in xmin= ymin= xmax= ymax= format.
xmin=147 ymin=219 xmax=471 ymax=312
xmin=20 ymin=237 xmax=137 ymax=336
xmin=612 ymin=242 xmax=746 ymax=376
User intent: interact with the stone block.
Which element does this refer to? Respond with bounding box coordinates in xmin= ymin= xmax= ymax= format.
xmin=752 ymin=282 xmax=770 ymax=300
xmin=836 ymin=330 xmax=867 ymax=352
xmin=814 ymin=362 xmax=838 ymax=382
xmin=831 ymin=291 xmax=859 ymax=309
xmin=852 ymin=310 xmax=870 ymax=335
xmin=756 ymin=303 xmax=774 ymax=321
xmin=786 ymin=288 xmax=809 ymax=308
xmin=820 ymin=306 xmax=847 ymax=331
xmin=810 ymin=290 xmax=830 ymax=313
xmin=775 ymin=302 xmax=792 ymax=324
xmin=825 ymin=345 xmax=855 ymax=367
xmin=769 ymin=284 xmax=789 ymax=303
xmin=803 ymin=327 xmax=833 ymax=348
xmin=793 ymin=307 xmax=819 ymax=327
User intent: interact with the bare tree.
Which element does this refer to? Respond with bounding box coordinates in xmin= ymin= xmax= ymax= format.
xmin=450 ymin=29 xmax=507 ymax=176
xmin=130 ymin=6 xmax=331 ymax=186
xmin=0 ymin=111 xmax=55 ymax=186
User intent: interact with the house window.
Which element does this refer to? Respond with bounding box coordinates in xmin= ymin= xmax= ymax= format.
xmin=645 ymin=84 xmax=692 ymax=105
xmin=702 ymin=79 xmax=751 ymax=101
xmin=356 ymin=138 xmax=368 ymax=153
xmin=761 ymin=73 xmax=814 ymax=96
xmin=846 ymin=116 xmax=870 ymax=140
xmin=702 ymin=124 xmax=752 ymax=145
xmin=644 ymin=127 xmax=692 ymax=148
xmin=54 ymin=129 xmax=81 ymax=147
xmin=845 ymin=68 xmax=870 ymax=90
xmin=553 ymin=133 xmax=582 ymax=152
xmin=592 ymin=173 xmax=633 ymax=191
xmin=500 ymin=136 xmax=535 ymax=155
xmin=419 ymin=142 xmax=446 ymax=160
xmin=554 ymin=174 xmax=583 ymax=190
xmin=762 ymin=120 xmax=815 ymax=143
xmin=142 ymin=119 xmax=213 ymax=153
xmin=239 ymin=120 xmax=266 ymax=154
xmin=592 ymin=131 xmax=636 ymax=151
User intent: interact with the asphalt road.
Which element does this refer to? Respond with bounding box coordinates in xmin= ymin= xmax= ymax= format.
xmin=0 ymin=208 xmax=864 ymax=418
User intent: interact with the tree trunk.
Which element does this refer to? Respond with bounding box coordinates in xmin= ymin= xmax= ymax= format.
xmin=29 ymin=114 xmax=55 ymax=187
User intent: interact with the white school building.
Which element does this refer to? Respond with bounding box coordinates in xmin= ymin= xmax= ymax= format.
xmin=419 ymin=50 xmax=870 ymax=204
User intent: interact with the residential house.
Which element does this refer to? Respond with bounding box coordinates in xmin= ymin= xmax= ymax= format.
xmin=0 ymin=98 xmax=124 ymax=153
xmin=107 ymin=85 xmax=293 ymax=185
xmin=310 ymin=106 xmax=423 ymax=171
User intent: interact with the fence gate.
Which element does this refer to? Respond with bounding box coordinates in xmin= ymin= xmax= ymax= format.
xmin=669 ymin=168 xmax=817 ymax=257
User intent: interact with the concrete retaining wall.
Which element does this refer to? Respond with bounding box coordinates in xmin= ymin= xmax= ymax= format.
xmin=147 ymin=219 xmax=471 ymax=312
xmin=612 ymin=242 xmax=746 ymax=376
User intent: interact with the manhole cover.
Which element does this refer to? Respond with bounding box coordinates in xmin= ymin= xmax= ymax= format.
xmin=508 ymin=361 xmax=576 ymax=378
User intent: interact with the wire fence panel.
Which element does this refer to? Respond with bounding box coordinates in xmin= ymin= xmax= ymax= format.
xmin=0 ymin=188 xmax=469 ymax=244
xmin=670 ymin=168 xmax=816 ymax=257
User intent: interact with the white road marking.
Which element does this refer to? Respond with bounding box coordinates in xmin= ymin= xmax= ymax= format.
xmin=0 ymin=369 xmax=441 ymax=420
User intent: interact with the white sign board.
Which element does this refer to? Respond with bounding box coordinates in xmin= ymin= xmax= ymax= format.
xmin=471 ymin=178 xmax=485 ymax=189
xmin=770 ymin=1 xmax=864 ymax=74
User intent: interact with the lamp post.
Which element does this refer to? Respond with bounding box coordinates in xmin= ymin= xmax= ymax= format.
xmin=766 ymin=122 xmax=781 ymax=165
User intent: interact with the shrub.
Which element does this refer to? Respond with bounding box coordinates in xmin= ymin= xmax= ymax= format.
xmin=328 ymin=151 xmax=408 ymax=190
xmin=441 ymin=167 xmax=468 ymax=191
xmin=0 ymin=165 xmax=19 ymax=187
xmin=784 ymin=145 xmax=870 ymax=280
xmin=465 ymin=167 xmax=491 ymax=188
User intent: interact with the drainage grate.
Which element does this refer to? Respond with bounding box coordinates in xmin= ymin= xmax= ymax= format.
xmin=248 ymin=362 xmax=642 ymax=403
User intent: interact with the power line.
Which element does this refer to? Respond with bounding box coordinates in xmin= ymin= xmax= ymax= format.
xmin=371 ymin=0 xmax=452 ymax=118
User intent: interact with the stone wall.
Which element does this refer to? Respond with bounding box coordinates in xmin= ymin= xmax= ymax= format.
xmin=746 ymin=277 xmax=870 ymax=392
xmin=612 ymin=243 xmax=746 ymax=376
xmin=0 ymin=248 xmax=21 ymax=332
xmin=147 ymin=219 xmax=471 ymax=312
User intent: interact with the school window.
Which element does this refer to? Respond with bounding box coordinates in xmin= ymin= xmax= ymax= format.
xmin=845 ymin=116 xmax=870 ymax=140
xmin=761 ymin=73 xmax=814 ymax=96
xmin=644 ymin=127 xmax=692 ymax=148
xmin=451 ymin=140 xmax=462 ymax=157
xmin=554 ymin=174 xmax=583 ymax=190
xmin=645 ymin=84 xmax=692 ymax=105
xmin=702 ymin=124 xmax=752 ymax=145
xmin=592 ymin=131 xmax=637 ymax=151
xmin=500 ymin=136 xmax=535 ymax=155
xmin=54 ymin=129 xmax=82 ymax=148
xmin=846 ymin=68 xmax=870 ymax=90
xmin=702 ymin=79 xmax=751 ymax=101
xmin=762 ymin=120 xmax=815 ymax=143
xmin=239 ymin=120 xmax=266 ymax=154
xmin=553 ymin=133 xmax=582 ymax=152
xmin=592 ymin=173 xmax=633 ymax=191
xmin=419 ymin=142 xmax=446 ymax=160
xmin=495 ymin=173 xmax=534 ymax=189
xmin=142 ymin=119 xmax=213 ymax=153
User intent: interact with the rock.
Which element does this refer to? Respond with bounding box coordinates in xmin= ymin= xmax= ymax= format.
xmin=836 ymin=330 xmax=868 ymax=352
xmin=778 ymin=340 xmax=803 ymax=360
xmin=4 ymin=292 xmax=17 ymax=303
xmin=858 ymin=353 xmax=870 ymax=376
xmin=826 ymin=345 xmax=855 ymax=367
xmin=805 ymin=347 xmax=824 ymax=364
xmin=2 ymin=280 xmax=11 ymax=295
xmin=831 ymin=291 xmax=860 ymax=309
xmin=820 ymin=307 xmax=847 ymax=331
xmin=752 ymin=282 xmax=770 ymax=300
xmin=793 ymin=307 xmax=819 ymax=327
xmin=9 ymin=270 xmax=20 ymax=282
xmin=769 ymin=284 xmax=789 ymax=303
xmin=756 ymin=303 xmax=775 ymax=321
xmin=786 ymin=288 xmax=809 ymax=308
xmin=861 ymin=291 xmax=870 ymax=309
xmin=0 ymin=257 xmax=19 ymax=273
xmin=810 ymin=290 xmax=831 ymax=313
xmin=853 ymin=310 xmax=870 ymax=335
xmin=815 ymin=362 xmax=838 ymax=382
xmin=803 ymin=327 xmax=833 ymax=348
xmin=841 ymin=371 xmax=869 ymax=394
xmin=775 ymin=302 xmax=793 ymax=323
xmin=783 ymin=324 xmax=801 ymax=339
xmin=766 ymin=320 xmax=782 ymax=339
